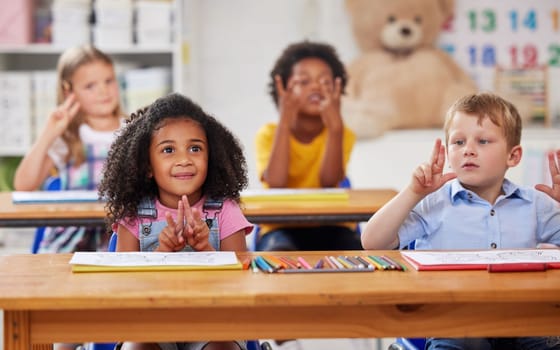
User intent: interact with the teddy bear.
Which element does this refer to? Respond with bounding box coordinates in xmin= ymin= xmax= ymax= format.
xmin=341 ymin=0 xmax=478 ymax=139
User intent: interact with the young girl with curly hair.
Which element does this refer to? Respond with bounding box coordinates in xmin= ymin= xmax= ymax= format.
xmin=99 ymin=93 xmax=252 ymax=350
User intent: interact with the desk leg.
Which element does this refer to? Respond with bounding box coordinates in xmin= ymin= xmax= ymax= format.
xmin=4 ymin=310 xmax=33 ymax=350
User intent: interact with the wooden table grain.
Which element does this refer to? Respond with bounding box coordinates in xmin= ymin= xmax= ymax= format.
xmin=0 ymin=251 xmax=558 ymax=349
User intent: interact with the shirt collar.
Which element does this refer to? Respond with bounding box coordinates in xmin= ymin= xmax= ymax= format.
xmin=449 ymin=178 xmax=531 ymax=203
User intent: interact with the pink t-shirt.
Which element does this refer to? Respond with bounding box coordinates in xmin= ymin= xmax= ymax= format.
xmin=121 ymin=196 xmax=253 ymax=240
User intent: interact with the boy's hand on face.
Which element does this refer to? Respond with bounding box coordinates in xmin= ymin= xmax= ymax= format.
xmin=535 ymin=150 xmax=560 ymax=203
xmin=410 ymin=139 xmax=457 ymax=197
xmin=319 ymin=77 xmax=343 ymax=130
xmin=276 ymin=74 xmax=302 ymax=125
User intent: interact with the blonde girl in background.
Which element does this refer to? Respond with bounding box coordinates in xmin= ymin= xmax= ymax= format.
xmin=14 ymin=44 xmax=125 ymax=255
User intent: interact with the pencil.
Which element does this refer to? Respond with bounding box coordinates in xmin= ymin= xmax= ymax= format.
xmin=254 ymin=256 xmax=274 ymax=273
xmin=355 ymin=256 xmax=375 ymax=270
xmin=261 ymin=255 xmax=282 ymax=271
xmin=278 ymin=268 xmax=374 ymax=274
xmin=336 ymin=256 xmax=355 ymax=269
xmin=324 ymin=255 xmax=337 ymax=269
xmin=297 ymin=256 xmax=313 ymax=269
xmin=363 ymin=256 xmax=383 ymax=270
xmin=280 ymin=256 xmax=301 ymax=269
xmin=328 ymin=256 xmax=344 ymax=269
xmin=314 ymin=258 xmax=324 ymax=269
xmin=381 ymin=255 xmax=406 ymax=271
xmin=264 ymin=255 xmax=288 ymax=269
xmin=370 ymin=255 xmax=392 ymax=270
xmin=346 ymin=256 xmax=365 ymax=269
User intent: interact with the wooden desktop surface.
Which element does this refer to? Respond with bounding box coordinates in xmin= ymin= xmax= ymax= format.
xmin=0 ymin=189 xmax=397 ymax=227
xmin=0 ymin=251 xmax=559 ymax=349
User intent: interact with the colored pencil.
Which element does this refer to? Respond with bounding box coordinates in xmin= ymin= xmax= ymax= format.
xmin=278 ymin=268 xmax=374 ymax=274
xmin=254 ymin=256 xmax=274 ymax=273
xmin=297 ymin=256 xmax=313 ymax=269
xmin=328 ymin=256 xmax=344 ymax=269
xmin=381 ymin=255 xmax=406 ymax=271
xmin=346 ymin=256 xmax=366 ymax=269
xmin=324 ymin=255 xmax=338 ymax=269
xmin=355 ymin=256 xmax=375 ymax=270
xmin=337 ymin=256 xmax=355 ymax=269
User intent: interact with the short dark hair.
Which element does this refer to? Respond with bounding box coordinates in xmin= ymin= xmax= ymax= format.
xmin=268 ymin=40 xmax=347 ymax=106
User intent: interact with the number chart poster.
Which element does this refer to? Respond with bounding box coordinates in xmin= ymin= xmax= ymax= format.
xmin=438 ymin=0 xmax=560 ymax=124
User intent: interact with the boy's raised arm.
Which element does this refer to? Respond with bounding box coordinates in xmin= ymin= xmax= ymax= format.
xmin=361 ymin=139 xmax=457 ymax=250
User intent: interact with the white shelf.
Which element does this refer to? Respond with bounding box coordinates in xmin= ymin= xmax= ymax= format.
xmin=0 ymin=44 xmax=176 ymax=55
xmin=0 ymin=0 xmax=186 ymax=157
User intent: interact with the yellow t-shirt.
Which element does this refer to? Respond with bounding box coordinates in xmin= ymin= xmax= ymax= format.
xmin=254 ymin=122 xmax=356 ymax=233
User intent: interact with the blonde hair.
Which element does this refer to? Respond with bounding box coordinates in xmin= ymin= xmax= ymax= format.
xmin=444 ymin=92 xmax=522 ymax=150
xmin=56 ymin=44 xmax=123 ymax=166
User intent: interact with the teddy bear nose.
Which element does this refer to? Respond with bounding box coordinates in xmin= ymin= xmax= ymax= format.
xmin=401 ymin=27 xmax=411 ymax=36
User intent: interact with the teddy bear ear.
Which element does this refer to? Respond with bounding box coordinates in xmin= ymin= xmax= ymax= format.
xmin=438 ymin=0 xmax=456 ymax=20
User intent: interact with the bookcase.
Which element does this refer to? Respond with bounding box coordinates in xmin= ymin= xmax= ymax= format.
xmin=0 ymin=0 xmax=185 ymax=157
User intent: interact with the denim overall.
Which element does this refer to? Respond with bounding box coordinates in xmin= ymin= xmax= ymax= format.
xmin=136 ymin=197 xmax=223 ymax=252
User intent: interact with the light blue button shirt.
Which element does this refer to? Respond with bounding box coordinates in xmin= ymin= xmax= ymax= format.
xmin=398 ymin=179 xmax=560 ymax=250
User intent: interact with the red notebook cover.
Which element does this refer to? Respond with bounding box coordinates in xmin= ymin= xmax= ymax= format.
xmin=401 ymin=249 xmax=560 ymax=272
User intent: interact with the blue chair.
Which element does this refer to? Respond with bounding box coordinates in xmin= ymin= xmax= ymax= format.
xmin=389 ymin=337 xmax=426 ymax=350
xmin=31 ymin=176 xmax=62 ymax=254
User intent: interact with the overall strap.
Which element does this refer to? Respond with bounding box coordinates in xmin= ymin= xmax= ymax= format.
xmin=202 ymin=197 xmax=223 ymax=226
xmin=203 ymin=197 xmax=223 ymax=251
xmin=138 ymin=197 xmax=157 ymax=218
xmin=138 ymin=197 xmax=157 ymax=236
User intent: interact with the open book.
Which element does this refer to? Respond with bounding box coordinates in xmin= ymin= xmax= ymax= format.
xmin=401 ymin=249 xmax=560 ymax=271
xmin=69 ymin=251 xmax=242 ymax=272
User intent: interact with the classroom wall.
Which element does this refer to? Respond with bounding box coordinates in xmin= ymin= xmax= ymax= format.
xmin=187 ymin=0 xmax=560 ymax=191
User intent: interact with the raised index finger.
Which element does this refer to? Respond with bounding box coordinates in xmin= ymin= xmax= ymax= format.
xmin=182 ymin=195 xmax=195 ymax=232
xmin=549 ymin=151 xmax=560 ymax=177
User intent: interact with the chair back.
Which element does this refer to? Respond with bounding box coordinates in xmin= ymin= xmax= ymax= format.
xmin=31 ymin=176 xmax=62 ymax=254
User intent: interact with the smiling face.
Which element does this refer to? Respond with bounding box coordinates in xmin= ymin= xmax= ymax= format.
xmin=290 ymin=57 xmax=334 ymax=116
xmin=148 ymin=118 xmax=208 ymax=208
xmin=69 ymin=60 xmax=120 ymax=120
xmin=446 ymin=111 xmax=521 ymax=202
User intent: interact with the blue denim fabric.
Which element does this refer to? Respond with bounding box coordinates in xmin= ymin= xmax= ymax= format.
xmin=426 ymin=337 xmax=560 ymax=350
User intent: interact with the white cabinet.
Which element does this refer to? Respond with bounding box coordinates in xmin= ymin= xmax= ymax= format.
xmin=0 ymin=0 xmax=185 ymax=156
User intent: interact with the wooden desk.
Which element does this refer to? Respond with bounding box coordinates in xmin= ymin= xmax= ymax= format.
xmin=0 ymin=251 xmax=559 ymax=350
xmin=0 ymin=189 xmax=397 ymax=227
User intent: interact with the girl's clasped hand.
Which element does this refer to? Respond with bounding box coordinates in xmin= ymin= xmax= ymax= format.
xmin=160 ymin=195 xmax=212 ymax=252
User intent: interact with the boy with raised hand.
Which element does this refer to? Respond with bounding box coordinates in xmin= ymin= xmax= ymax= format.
xmin=362 ymin=92 xmax=560 ymax=350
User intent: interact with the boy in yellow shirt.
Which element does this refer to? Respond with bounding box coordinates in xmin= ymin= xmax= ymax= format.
xmin=255 ymin=40 xmax=360 ymax=251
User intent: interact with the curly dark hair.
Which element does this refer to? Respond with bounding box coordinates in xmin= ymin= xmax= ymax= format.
xmin=99 ymin=93 xmax=248 ymax=226
xmin=268 ymin=40 xmax=347 ymax=107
